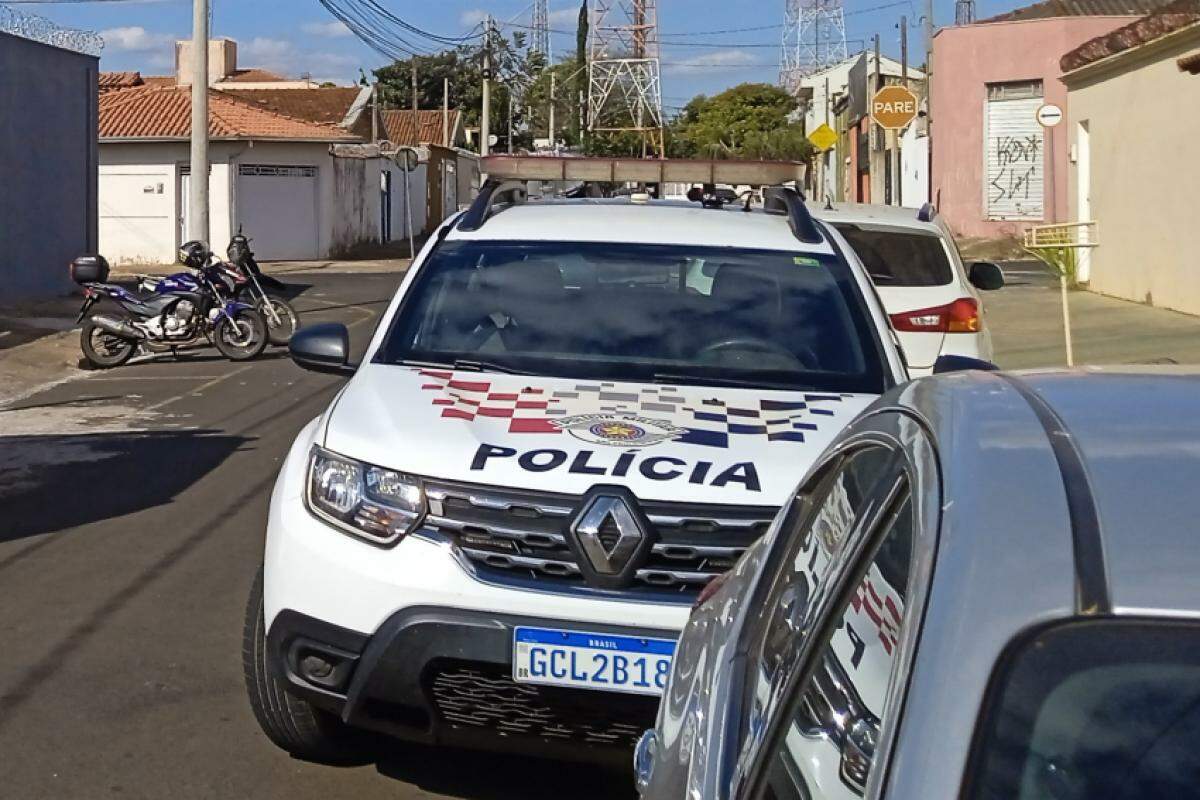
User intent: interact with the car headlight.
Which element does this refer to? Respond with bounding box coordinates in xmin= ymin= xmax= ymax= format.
xmin=306 ymin=446 xmax=424 ymax=545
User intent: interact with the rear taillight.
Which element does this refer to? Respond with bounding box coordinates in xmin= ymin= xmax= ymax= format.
xmin=889 ymin=298 xmax=980 ymax=334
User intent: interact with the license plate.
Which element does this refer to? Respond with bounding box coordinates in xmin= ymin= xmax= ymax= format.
xmin=512 ymin=627 xmax=676 ymax=697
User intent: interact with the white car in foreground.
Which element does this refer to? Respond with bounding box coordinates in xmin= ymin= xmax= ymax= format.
xmin=243 ymin=158 xmax=916 ymax=765
xmin=811 ymin=203 xmax=1004 ymax=376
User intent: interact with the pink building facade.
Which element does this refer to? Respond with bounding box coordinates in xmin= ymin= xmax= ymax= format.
xmin=931 ymin=17 xmax=1138 ymax=240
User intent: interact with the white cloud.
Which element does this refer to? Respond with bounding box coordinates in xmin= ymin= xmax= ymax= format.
xmin=240 ymin=36 xmax=293 ymax=62
xmin=549 ymin=7 xmax=580 ymax=27
xmin=301 ymin=20 xmax=352 ymax=38
xmin=664 ymin=49 xmax=758 ymax=76
xmin=99 ymin=26 xmax=176 ymax=53
xmin=232 ymin=37 xmax=358 ymax=80
xmin=459 ymin=9 xmax=488 ymax=27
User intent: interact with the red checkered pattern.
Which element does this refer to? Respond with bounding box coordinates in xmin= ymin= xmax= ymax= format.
xmin=418 ymin=370 xmax=562 ymax=434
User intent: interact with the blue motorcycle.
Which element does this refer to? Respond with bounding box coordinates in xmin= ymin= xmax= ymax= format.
xmin=71 ymin=241 xmax=268 ymax=369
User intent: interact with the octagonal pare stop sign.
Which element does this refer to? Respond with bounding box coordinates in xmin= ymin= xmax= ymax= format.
xmin=871 ymin=85 xmax=919 ymax=130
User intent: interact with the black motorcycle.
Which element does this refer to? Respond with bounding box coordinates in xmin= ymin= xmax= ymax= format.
xmin=226 ymin=230 xmax=300 ymax=346
xmin=71 ymin=242 xmax=268 ymax=369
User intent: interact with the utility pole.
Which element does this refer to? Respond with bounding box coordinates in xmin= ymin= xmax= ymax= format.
xmin=548 ymin=72 xmax=557 ymax=147
xmin=481 ymin=15 xmax=492 ymax=157
xmin=925 ymin=0 xmax=934 ymax=202
xmin=371 ymin=81 xmax=379 ymax=142
xmin=507 ymin=90 xmax=514 ymax=154
xmin=189 ymin=0 xmax=209 ymax=243
xmin=898 ymin=15 xmax=908 ymax=206
xmin=443 ymin=78 xmax=450 ymax=147
xmin=411 ymin=57 xmax=418 ymax=112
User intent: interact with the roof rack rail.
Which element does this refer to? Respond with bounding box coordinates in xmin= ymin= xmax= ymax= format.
xmin=762 ymin=187 xmax=823 ymax=245
xmin=457 ymin=179 xmax=528 ymax=232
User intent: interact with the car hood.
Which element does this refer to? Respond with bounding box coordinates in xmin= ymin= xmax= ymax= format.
xmin=323 ymin=364 xmax=876 ymax=506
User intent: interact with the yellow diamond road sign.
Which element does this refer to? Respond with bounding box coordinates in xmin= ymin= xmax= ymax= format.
xmin=808 ymin=123 xmax=838 ymax=151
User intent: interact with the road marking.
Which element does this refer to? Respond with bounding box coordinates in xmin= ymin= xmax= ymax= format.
xmin=81 ymin=375 xmax=229 ymax=381
xmin=145 ymin=365 xmax=253 ymax=412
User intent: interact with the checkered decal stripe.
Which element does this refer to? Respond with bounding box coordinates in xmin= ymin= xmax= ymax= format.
xmin=415 ymin=369 xmax=853 ymax=448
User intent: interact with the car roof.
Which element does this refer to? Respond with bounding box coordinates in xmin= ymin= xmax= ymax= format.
xmin=1015 ymin=367 xmax=1200 ymax=617
xmin=901 ymin=366 xmax=1200 ymax=619
xmin=808 ymin=201 xmax=942 ymax=235
xmin=447 ymin=197 xmax=837 ymax=254
xmin=884 ymin=368 xmax=1200 ymax=798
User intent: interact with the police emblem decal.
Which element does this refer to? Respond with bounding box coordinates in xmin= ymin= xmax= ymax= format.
xmin=553 ymin=414 xmax=686 ymax=448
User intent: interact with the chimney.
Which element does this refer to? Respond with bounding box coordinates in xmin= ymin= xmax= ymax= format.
xmin=176 ymin=38 xmax=238 ymax=86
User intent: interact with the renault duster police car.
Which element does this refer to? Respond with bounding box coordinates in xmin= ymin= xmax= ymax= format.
xmin=243 ymin=157 xmax=915 ymax=764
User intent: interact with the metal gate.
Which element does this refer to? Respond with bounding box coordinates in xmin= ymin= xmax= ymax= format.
xmin=984 ymin=81 xmax=1044 ymax=220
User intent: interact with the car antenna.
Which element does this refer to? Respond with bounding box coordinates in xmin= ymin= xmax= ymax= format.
xmin=824 ymin=194 xmax=834 ymax=211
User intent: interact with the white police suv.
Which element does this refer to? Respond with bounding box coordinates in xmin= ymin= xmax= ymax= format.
xmin=243 ymin=157 xmax=911 ymax=764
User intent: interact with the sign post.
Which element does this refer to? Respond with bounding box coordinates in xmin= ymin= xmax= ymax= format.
xmin=871 ymin=85 xmax=919 ymax=206
xmin=393 ymin=147 xmax=419 ymax=261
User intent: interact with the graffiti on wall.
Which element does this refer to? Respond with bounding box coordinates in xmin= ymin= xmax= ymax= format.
xmin=989 ymin=135 xmax=1041 ymax=204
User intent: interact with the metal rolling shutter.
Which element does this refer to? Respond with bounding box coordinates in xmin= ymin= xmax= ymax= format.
xmin=984 ymin=82 xmax=1044 ymax=220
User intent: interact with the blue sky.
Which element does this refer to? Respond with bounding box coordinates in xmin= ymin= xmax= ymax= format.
xmin=14 ymin=0 xmax=1028 ymax=104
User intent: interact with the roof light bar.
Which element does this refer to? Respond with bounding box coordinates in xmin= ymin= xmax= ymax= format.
xmin=481 ymin=156 xmax=807 ymax=187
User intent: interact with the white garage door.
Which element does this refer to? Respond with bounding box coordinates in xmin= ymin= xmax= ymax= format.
xmin=984 ymin=81 xmax=1044 ymax=220
xmin=236 ymin=164 xmax=319 ymax=260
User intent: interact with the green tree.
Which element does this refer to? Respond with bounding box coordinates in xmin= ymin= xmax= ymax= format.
xmin=575 ymin=0 xmax=588 ymax=139
xmin=669 ymin=83 xmax=814 ymax=161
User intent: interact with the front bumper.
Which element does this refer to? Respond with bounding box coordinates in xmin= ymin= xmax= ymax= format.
xmin=267 ymin=605 xmax=676 ymax=761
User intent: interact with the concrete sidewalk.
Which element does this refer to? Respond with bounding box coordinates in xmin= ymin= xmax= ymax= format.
xmin=988 ymin=283 xmax=1200 ymax=369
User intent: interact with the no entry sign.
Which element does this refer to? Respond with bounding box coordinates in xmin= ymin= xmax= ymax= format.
xmin=871 ymin=85 xmax=919 ymax=130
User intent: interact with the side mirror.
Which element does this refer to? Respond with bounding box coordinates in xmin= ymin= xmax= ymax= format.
xmin=933 ymin=354 xmax=999 ymax=374
xmin=289 ymin=322 xmax=355 ymax=376
xmin=969 ymin=261 xmax=1005 ymax=291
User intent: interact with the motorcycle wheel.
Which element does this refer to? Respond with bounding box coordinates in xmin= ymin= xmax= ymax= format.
xmin=257 ymin=296 xmax=300 ymax=346
xmin=80 ymin=319 xmax=136 ymax=369
xmin=212 ymin=309 xmax=268 ymax=361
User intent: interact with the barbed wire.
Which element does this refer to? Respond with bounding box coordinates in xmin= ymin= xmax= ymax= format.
xmin=0 ymin=3 xmax=104 ymax=56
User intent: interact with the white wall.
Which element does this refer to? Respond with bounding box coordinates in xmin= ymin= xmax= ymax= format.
xmin=99 ymin=142 xmax=232 ymax=266
xmin=900 ymin=125 xmax=929 ymax=209
xmin=99 ymin=139 xmax=347 ymax=264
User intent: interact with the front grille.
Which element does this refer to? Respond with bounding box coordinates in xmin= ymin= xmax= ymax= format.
xmin=427 ymin=661 xmax=657 ymax=748
xmin=423 ymin=479 xmax=775 ymax=597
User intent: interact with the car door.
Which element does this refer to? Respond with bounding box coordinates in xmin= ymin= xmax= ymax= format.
xmin=732 ymin=411 xmax=939 ymax=800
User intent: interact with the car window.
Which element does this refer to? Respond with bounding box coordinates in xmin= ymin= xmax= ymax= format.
xmin=378 ymin=240 xmax=889 ymax=394
xmin=742 ymin=447 xmax=897 ymax=747
xmin=757 ymin=492 xmax=915 ymax=800
xmin=968 ymin=621 xmax=1200 ymax=800
xmin=833 ymin=224 xmax=953 ymax=287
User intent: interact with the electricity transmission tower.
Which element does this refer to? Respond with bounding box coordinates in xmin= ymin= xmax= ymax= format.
xmin=955 ymin=0 xmax=976 ymax=24
xmin=587 ymin=0 xmax=665 ymax=156
xmin=531 ymin=0 xmax=551 ymax=62
xmin=781 ymin=0 xmax=849 ymax=94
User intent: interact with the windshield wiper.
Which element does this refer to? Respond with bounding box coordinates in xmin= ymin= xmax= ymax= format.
xmin=399 ymin=358 xmax=533 ymax=376
xmin=652 ymin=372 xmax=805 ymax=391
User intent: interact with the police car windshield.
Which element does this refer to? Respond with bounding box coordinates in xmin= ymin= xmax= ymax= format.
xmin=379 ymin=240 xmax=889 ymax=394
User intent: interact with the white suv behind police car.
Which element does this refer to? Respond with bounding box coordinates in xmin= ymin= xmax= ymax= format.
xmin=242 ymin=157 xmax=918 ymax=764
xmin=812 ymin=202 xmax=1005 ymax=376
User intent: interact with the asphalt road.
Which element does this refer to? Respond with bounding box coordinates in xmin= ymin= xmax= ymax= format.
xmin=5 ymin=266 xmax=1200 ymax=800
xmin=0 ymin=274 xmax=634 ymax=800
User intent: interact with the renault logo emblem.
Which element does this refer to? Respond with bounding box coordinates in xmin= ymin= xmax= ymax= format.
xmin=567 ymin=490 xmax=653 ymax=587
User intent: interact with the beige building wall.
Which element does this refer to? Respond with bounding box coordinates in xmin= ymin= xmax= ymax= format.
xmin=1065 ymin=25 xmax=1200 ymax=315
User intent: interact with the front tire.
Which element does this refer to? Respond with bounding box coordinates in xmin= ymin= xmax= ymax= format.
xmin=257 ymin=297 xmax=300 ymax=346
xmin=242 ymin=568 xmax=362 ymax=763
xmin=212 ymin=309 xmax=267 ymax=361
xmin=80 ymin=319 xmax=136 ymax=369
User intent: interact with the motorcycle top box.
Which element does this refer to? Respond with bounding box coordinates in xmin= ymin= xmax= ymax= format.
xmin=70 ymin=255 xmax=110 ymax=284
